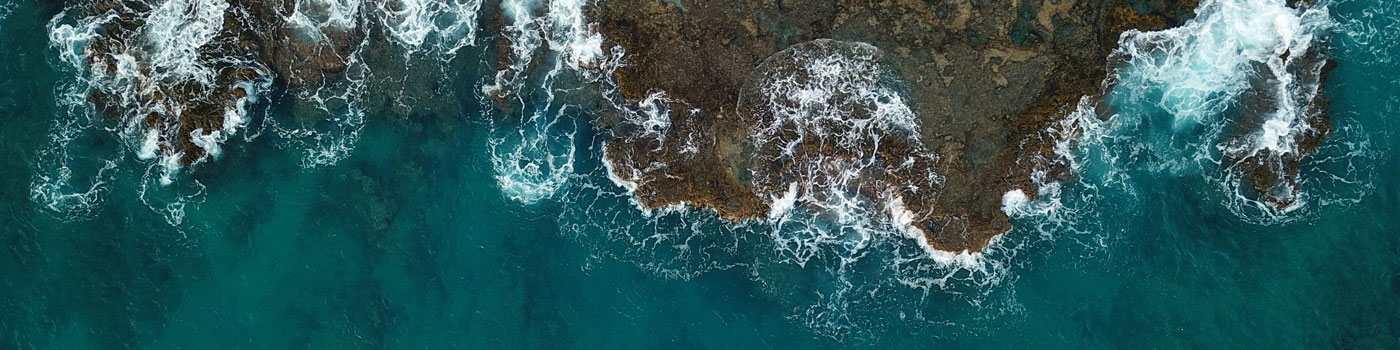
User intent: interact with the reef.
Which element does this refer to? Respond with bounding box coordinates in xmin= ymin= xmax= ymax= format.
xmin=591 ymin=0 xmax=1212 ymax=253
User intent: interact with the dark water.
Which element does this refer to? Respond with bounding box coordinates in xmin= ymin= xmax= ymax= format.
xmin=2 ymin=0 xmax=1399 ymax=348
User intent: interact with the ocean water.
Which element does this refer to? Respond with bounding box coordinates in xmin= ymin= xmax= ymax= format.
xmin=1 ymin=0 xmax=1398 ymax=348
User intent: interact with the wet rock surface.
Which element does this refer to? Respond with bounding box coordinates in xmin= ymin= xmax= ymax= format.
xmin=69 ymin=0 xmax=362 ymax=166
xmin=593 ymin=0 xmax=1203 ymax=252
xmin=76 ymin=0 xmax=270 ymax=165
xmin=237 ymin=0 xmax=366 ymax=88
xmin=1228 ymin=46 xmax=1337 ymax=210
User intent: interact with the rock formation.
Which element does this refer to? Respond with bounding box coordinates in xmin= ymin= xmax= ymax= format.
xmin=592 ymin=0 xmax=1207 ymax=252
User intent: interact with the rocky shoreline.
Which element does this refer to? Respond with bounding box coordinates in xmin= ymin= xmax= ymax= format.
xmin=59 ymin=0 xmax=1334 ymax=253
xmin=592 ymin=0 xmax=1204 ymax=252
xmin=67 ymin=0 xmax=366 ymax=166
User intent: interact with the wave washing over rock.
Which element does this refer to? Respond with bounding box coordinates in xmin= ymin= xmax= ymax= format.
xmin=32 ymin=0 xmax=493 ymax=222
xmin=1075 ymin=0 xmax=1352 ymax=225
xmin=21 ymin=0 xmax=1367 ymax=341
xmin=593 ymin=0 xmax=1206 ymax=254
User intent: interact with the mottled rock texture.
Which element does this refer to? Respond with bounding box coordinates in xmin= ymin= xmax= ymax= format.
xmin=594 ymin=0 xmax=1202 ymax=252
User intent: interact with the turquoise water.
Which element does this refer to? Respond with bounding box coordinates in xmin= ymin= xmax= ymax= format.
xmin=2 ymin=0 xmax=1399 ymax=348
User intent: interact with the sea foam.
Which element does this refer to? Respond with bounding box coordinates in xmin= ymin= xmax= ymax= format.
xmin=375 ymin=0 xmax=482 ymax=56
xmin=1102 ymin=0 xmax=1335 ymax=220
xmin=487 ymin=0 xmax=616 ymax=205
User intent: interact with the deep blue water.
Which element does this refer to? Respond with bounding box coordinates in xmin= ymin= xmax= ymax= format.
xmin=2 ymin=0 xmax=1399 ymax=348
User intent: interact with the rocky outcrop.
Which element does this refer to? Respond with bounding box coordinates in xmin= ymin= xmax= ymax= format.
xmin=77 ymin=0 xmax=271 ymax=165
xmin=1229 ymin=47 xmax=1337 ymax=209
xmin=70 ymin=0 xmax=363 ymax=166
xmin=593 ymin=0 xmax=1201 ymax=252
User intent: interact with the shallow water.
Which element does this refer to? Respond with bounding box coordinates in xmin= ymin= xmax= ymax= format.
xmin=2 ymin=0 xmax=1399 ymax=348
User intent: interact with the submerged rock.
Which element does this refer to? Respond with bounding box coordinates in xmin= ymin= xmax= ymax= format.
xmin=241 ymin=0 xmax=366 ymax=87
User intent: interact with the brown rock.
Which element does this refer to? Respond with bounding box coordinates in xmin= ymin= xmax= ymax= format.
xmin=593 ymin=0 xmax=1200 ymax=252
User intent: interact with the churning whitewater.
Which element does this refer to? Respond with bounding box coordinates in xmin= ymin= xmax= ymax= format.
xmin=1089 ymin=0 xmax=1365 ymax=224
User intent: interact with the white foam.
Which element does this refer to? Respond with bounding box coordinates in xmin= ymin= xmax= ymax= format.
xmin=544 ymin=0 xmax=605 ymax=70
xmin=48 ymin=0 xmax=272 ymax=167
xmin=143 ymin=0 xmax=229 ymax=83
xmin=485 ymin=0 xmax=618 ymax=96
xmin=189 ymin=129 xmax=224 ymax=159
xmin=37 ymin=1 xmax=281 ymax=224
xmin=1116 ymin=0 xmax=1329 ymax=127
xmin=1000 ymin=189 xmax=1030 ymax=215
xmin=767 ymin=182 xmax=800 ymax=220
xmin=48 ymin=10 xmax=117 ymax=67
xmin=737 ymin=40 xmax=959 ymax=265
xmin=483 ymin=0 xmax=623 ymax=204
xmin=29 ymin=159 xmax=120 ymax=220
xmin=225 ymin=78 xmax=270 ymax=132
xmin=600 ymin=144 xmax=675 ymax=216
xmin=600 ymin=143 xmax=640 ymax=194
xmin=271 ymin=96 xmax=368 ymax=168
xmin=155 ymin=152 xmax=181 ymax=186
xmin=750 ymin=41 xmax=919 ymax=155
xmin=886 ymin=194 xmax=932 ymax=250
xmin=137 ymin=129 xmax=161 ymax=160
xmin=287 ymin=0 xmax=362 ymax=42
xmin=375 ymin=0 xmax=482 ymax=56
xmin=565 ymin=141 xmax=1023 ymax=340
xmin=1105 ymin=0 xmax=1335 ymax=217
xmin=626 ymin=91 xmax=674 ymax=142
xmin=593 ymin=40 xmax=996 ymax=290
xmin=481 ymin=0 xmax=544 ymax=96
xmin=489 ymin=102 xmax=578 ymax=204
xmin=269 ymin=24 xmax=371 ymax=169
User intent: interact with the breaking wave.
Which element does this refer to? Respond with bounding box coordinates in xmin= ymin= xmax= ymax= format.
xmin=736 ymin=40 xmax=949 ymax=261
xmin=287 ymin=0 xmax=363 ymax=38
xmin=1089 ymin=0 xmax=1361 ymax=224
